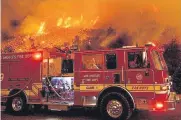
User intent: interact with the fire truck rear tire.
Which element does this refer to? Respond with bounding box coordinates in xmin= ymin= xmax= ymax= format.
xmin=6 ymin=94 xmax=28 ymax=115
xmin=100 ymin=92 xmax=131 ymax=120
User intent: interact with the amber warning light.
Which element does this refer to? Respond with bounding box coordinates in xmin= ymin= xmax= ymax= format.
xmin=33 ymin=52 xmax=42 ymax=60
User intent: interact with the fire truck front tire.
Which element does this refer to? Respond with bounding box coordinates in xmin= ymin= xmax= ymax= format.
xmin=100 ymin=92 xmax=131 ymax=120
xmin=6 ymin=94 xmax=28 ymax=114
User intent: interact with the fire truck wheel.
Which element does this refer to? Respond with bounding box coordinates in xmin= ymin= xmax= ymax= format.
xmin=100 ymin=92 xmax=131 ymax=120
xmin=7 ymin=94 xmax=27 ymax=114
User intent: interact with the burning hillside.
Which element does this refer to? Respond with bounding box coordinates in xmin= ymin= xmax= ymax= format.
xmin=1 ymin=0 xmax=181 ymax=53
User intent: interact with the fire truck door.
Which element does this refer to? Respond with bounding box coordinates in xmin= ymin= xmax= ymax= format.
xmin=104 ymin=53 xmax=119 ymax=84
xmin=125 ymin=50 xmax=155 ymax=98
xmin=79 ymin=53 xmax=104 ymax=95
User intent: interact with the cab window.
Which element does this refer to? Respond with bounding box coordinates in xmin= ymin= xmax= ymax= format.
xmin=128 ymin=51 xmax=144 ymax=69
xmin=62 ymin=59 xmax=73 ymax=73
xmin=151 ymin=50 xmax=163 ymax=70
xmin=106 ymin=53 xmax=117 ymax=69
xmin=82 ymin=54 xmax=103 ymax=70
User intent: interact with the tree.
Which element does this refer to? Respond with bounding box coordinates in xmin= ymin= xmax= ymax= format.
xmin=172 ymin=63 xmax=181 ymax=94
xmin=163 ymin=40 xmax=181 ymax=75
xmin=164 ymin=40 xmax=181 ymax=94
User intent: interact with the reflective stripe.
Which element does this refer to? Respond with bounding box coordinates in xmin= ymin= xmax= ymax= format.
xmin=74 ymin=85 xmax=80 ymax=90
xmin=80 ymin=85 xmax=104 ymax=91
xmin=126 ymin=85 xmax=161 ymax=91
xmin=31 ymin=83 xmax=42 ymax=96
xmin=0 ymin=83 xmax=42 ymax=97
xmin=155 ymin=91 xmax=168 ymax=94
xmin=77 ymin=84 xmax=164 ymax=92
xmin=32 ymin=85 xmax=39 ymax=95
xmin=1 ymin=89 xmax=9 ymax=95
xmin=33 ymin=83 xmax=42 ymax=89
xmin=24 ymin=90 xmax=36 ymax=96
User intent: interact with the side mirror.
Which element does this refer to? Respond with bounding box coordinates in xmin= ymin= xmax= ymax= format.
xmin=145 ymin=69 xmax=149 ymax=76
xmin=147 ymin=62 xmax=150 ymax=68
xmin=142 ymin=51 xmax=149 ymax=68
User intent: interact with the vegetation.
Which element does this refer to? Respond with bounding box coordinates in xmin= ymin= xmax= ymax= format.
xmin=164 ymin=40 xmax=181 ymax=93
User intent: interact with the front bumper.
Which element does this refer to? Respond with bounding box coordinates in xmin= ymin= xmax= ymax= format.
xmin=153 ymin=92 xmax=176 ymax=111
xmin=136 ymin=92 xmax=177 ymax=111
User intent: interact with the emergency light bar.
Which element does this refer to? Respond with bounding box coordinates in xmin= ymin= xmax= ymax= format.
xmin=145 ymin=42 xmax=156 ymax=47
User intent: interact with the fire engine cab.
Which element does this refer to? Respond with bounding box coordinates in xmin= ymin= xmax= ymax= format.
xmin=1 ymin=43 xmax=177 ymax=120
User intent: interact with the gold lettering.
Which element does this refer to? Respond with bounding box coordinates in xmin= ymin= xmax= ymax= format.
xmin=86 ymin=86 xmax=94 ymax=89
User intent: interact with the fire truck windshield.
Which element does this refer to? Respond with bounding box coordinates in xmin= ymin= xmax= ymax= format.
xmin=151 ymin=50 xmax=165 ymax=70
xmin=160 ymin=53 xmax=168 ymax=70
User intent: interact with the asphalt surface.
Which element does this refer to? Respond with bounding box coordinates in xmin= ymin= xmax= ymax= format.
xmin=1 ymin=102 xmax=181 ymax=120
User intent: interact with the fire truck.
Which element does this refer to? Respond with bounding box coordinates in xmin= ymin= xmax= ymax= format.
xmin=0 ymin=43 xmax=178 ymax=120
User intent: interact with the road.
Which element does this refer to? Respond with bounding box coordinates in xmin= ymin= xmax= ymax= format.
xmin=1 ymin=102 xmax=181 ymax=120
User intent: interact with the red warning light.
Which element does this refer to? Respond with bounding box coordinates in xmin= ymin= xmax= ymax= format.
xmin=33 ymin=52 xmax=42 ymax=60
xmin=156 ymin=102 xmax=164 ymax=109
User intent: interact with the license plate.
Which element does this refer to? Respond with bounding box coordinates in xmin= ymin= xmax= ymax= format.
xmin=138 ymin=99 xmax=148 ymax=105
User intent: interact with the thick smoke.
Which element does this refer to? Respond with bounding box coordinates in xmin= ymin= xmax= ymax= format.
xmin=1 ymin=0 xmax=181 ymax=51
xmin=108 ymin=33 xmax=132 ymax=48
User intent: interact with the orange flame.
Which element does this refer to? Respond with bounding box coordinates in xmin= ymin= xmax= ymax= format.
xmin=37 ymin=22 xmax=46 ymax=36
xmin=57 ymin=18 xmax=63 ymax=27
xmin=64 ymin=17 xmax=72 ymax=28
xmin=56 ymin=15 xmax=99 ymax=28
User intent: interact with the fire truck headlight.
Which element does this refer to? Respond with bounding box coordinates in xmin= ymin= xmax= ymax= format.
xmin=93 ymin=96 xmax=97 ymax=100
xmin=168 ymin=76 xmax=172 ymax=82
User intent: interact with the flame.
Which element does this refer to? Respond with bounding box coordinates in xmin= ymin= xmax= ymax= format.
xmin=92 ymin=16 xmax=99 ymax=25
xmin=80 ymin=14 xmax=83 ymax=22
xmin=56 ymin=15 xmax=99 ymax=28
xmin=37 ymin=22 xmax=46 ymax=36
xmin=57 ymin=18 xmax=63 ymax=27
xmin=64 ymin=17 xmax=72 ymax=28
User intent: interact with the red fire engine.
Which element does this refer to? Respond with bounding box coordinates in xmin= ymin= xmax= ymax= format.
xmin=0 ymin=43 xmax=178 ymax=120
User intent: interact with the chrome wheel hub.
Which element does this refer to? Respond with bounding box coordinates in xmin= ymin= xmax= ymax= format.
xmin=106 ymin=100 xmax=123 ymax=118
xmin=12 ymin=97 xmax=23 ymax=111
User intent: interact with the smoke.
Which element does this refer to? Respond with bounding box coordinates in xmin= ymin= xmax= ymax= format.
xmin=1 ymin=0 xmax=36 ymax=33
xmin=1 ymin=0 xmax=181 ymax=51
xmin=108 ymin=32 xmax=132 ymax=48
xmin=10 ymin=20 xmax=21 ymax=29
xmin=79 ymin=27 xmax=116 ymax=50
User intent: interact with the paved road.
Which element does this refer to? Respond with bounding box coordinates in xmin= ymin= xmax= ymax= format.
xmin=1 ymin=102 xmax=181 ymax=120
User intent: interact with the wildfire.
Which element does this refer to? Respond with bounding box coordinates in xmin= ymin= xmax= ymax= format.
xmin=57 ymin=18 xmax=63 ymax=27
xmin=56 ymin=15 xmax=99 ymax=28
xmin=91 ymin=16 xmax=100 ymax=26
xmin=37 ymin=22 xmax=46 ymax=36
xmin=64 ymin=17 xmax=72 ymax=28
xmin=1 ymin=14 xmax=101 ymax=52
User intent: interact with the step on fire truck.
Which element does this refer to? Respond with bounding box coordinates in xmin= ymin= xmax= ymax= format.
xmin=1 ymin=43 xmax=179 ymax=120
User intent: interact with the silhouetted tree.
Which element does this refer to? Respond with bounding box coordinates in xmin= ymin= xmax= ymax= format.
xmin=163 ymin=40 xmax=181 ymax=75
xmin=164 ymin=40 xmax=181 ymax=94
xmin=172 ymin=63 xmax=181 ymax=94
